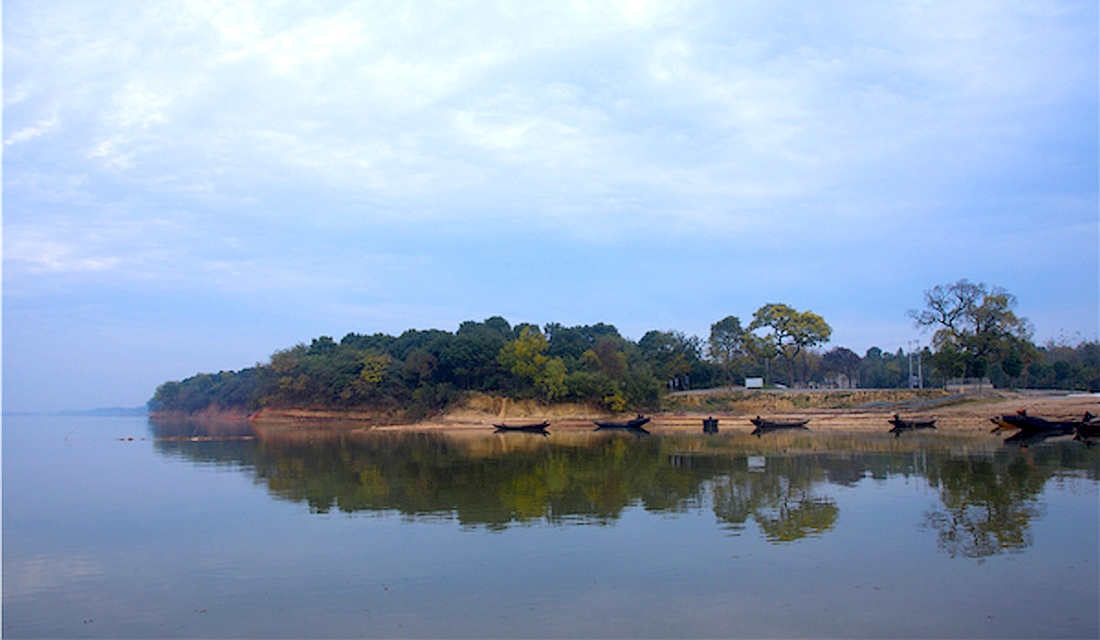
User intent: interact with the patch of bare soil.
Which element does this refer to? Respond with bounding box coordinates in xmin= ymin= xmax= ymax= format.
xmin=656 ymin=391 xmax=1100 ymax=435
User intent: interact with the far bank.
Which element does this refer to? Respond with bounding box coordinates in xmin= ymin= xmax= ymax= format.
xmin=215 ymin=389 xmax=1100 ymax=438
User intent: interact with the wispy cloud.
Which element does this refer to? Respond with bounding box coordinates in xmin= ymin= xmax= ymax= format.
xmin=4 ymin=0 xmax=1095 ymax=411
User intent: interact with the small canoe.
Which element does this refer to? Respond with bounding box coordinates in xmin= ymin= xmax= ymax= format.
xmin=888 ymin=414 xmax=936 ymax=431
xmin=494 ymin=421 xmax=550 ymax=432
xmin=750 ymin=416 xmax=810 ymax=437
xmin=750 ymin=417 xmax=810 ymax=429
xmin=593 ymin=415 xmax=651 ymax=431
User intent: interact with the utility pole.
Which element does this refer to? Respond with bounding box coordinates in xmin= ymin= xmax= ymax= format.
xmin=915 ymin=345 xmax=924 ymax=391
xmin=908 ymin=340 xmax=923 ymax=389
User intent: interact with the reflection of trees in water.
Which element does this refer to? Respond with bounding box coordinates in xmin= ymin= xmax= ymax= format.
xmin=147 ymin=417 xmax=258 ymax=469
xmin=255 ymin=435 xmax=851 ymax=541
xmin=147 ymin=426 xmax=1098 ymax=554
xmin=711 ymin=457 xmax=838 ymax=542
xmin=148 ymin=416 xmax=254 ymax=439
xmin=922 ymin=456 xmax=1048 ymax=559
xmin=252 ymin=433 xmax=713 ymax=528
xmin=920 ymin=443 xmax=1099 ymax=559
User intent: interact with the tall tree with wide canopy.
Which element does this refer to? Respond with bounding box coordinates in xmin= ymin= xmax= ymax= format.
xmin=909 ymin=279 xmax=1033 ymax=380
xmin=748 ymin=304 xmax=832 ymax=387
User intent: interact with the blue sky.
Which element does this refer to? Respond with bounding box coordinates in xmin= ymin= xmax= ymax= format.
xmin=4 ymin=0 xmax=1097 ymax=412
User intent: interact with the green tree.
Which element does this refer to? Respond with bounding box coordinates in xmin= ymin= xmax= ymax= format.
xmin=538 ymin=356 xmax=569 ymax=401
xmin=748 ymin=304 xmax=832 ymax=387
xmin=822 ymin=347 xmax=861 ymax=388
xmin=498 ymin=326 xmax=570 ymax=401
xmin=498 ymin=326 xmax=549 ymax=383
xmin=638 ymin=330 xmax=698 ymax=390
xmin=927 ymin=342 xmax=966 ymax=382
xmin=709 ymin=316 xmax=748 ymax=387
xmin=443 ymin=318 xmax=512 ymax=390
xmin=910 ymin=280 xmax=1033 ymax=381
xmin=859 ymin=347 xmax=908 ymax=389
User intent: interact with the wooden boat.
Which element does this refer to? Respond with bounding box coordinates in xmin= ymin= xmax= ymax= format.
xmin=990 ymin=410 xmax=1085 ymax=435
xmin=750 ymin=417 xmax=810 ymax=429
xmin=1074 ymin=417 xmax=1100 ymax=444
xmin=493 ymin=421 xmax=551 ymax=433
xmin=888 ymin=414 xmax=936 ymax=434
xmin=750 ymin=416 xmax=810 ymax=437
xmin=593 ymin=415 xmax=651 ymax=431
xmin=990 ymin=410 xmax=1100 ymax=447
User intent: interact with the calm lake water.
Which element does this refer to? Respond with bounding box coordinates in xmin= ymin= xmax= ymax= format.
xmin=4 ymin=414 xmax=1098 ymax=638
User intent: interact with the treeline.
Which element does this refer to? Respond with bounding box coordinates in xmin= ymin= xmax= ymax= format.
xmin=771 ymin=340 xmax=1100 ymax=391
xmin=151 ymin=318 xmax=669 ymax=416
xmin=149 ymin=318 xmax=1099 ymax=418
xmin=150 ymin=301 xmax=837 ymax=416
xmin=149 ymin=279 xmax=1099 ymax=415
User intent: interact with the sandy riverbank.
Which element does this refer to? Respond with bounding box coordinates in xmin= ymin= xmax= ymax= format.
xmin=244 ymin=390 xmax=1099 ymax=438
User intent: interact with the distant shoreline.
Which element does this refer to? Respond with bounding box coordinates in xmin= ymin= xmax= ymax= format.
xmin=5 ymin=406 xmax=147 ymax=418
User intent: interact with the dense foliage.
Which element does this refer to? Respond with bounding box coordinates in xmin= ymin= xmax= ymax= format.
xmin=150 ymin=286 xmax=1100 ymax=415
xmin=151 ymin=317 xmax=670 ymax=416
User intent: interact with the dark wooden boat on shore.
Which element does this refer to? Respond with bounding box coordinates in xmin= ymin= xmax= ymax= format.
xmin=990 ymin=410 xmax=1088 ymax=435
xmin=750 ymin=416 xmax=810 ymax=437
xmin=1074 ymin=418 xmax=1100 ymax=445
xmin=990 ymin=410 xmax=1100 ymax=447
xmin=888 ymin=414 xmax=936 ymax=436
xmin=493 ymin=421 xmax=551 ymax=433
xmin=750 ymin=417 xmax=810 ymax=429
xmin=593 ymin=415 xmax=651 ymax=432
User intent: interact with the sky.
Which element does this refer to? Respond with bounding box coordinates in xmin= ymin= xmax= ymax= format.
xmin=4 ymin=0 xmax=1098 ymax=413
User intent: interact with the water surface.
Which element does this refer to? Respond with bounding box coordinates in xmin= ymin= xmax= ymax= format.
xmin=4 ymin=415 xmax=1097 ymax=638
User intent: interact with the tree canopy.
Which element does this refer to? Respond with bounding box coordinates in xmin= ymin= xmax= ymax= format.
xmin=149 ymin=285 xmax=1099 ymax=416
xmin=910 ymin=279 xmax=1035 ymax=381
xmin=748 ymin=303 xmax=832 ymax=387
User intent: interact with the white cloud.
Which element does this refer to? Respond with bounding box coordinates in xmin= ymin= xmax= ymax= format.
xmin=108 ymin=81 xmax=173 ymax=129
xmin=196 ymin=2 xmax=369 ymax=76
xmin=2 ymin=1 xmax=1095 ymax=411
xmin=5 ymin=116 xmax=59 ymax=145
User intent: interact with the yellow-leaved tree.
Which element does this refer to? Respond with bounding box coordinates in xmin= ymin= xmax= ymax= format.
xmin=498 ymin=327 xmax=568 ymax=401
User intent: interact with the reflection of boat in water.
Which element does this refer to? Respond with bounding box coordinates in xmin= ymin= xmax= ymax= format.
xmin=593 ymin=415 xmax=651 ymax=434
xmin=888 ymin=414 xmax=936 ymax=437
xmin=1003 ymin=428 xmax=1076 ymax=447
xmin=493 ymin=421 xmax=551 ymax=433
xmin=750 ymin=417 xmax=810 ymax=437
